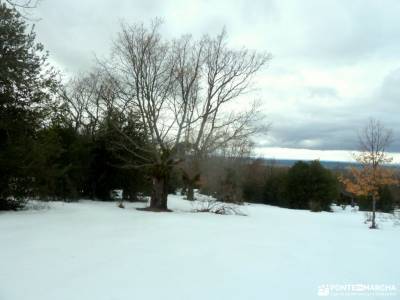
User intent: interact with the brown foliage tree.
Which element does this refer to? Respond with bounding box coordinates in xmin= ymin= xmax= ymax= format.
xmin=340 ymin=119 xmax=398 ymax=228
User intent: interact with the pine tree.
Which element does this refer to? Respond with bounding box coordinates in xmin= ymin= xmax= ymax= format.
xmin=0 ymin=3 xmax=58 ymax=209
xmin=286 ymin=161 xmax=338 ymax=211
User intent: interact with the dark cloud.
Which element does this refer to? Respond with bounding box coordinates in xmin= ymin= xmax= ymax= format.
xmin=260 ymin=70 xmax=400 ymax=152
xmin=28 ymin=0 xmax=400 ymax=156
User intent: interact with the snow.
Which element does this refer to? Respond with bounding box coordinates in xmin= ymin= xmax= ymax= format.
xmin=1 ymin=195 xmax=399 ymax=300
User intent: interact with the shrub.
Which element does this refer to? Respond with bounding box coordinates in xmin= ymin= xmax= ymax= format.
xmin=263 ymin=172 xmax=289 ymax=207
xmin=0 ymin=197 xmax=27 ymax=211
xmin=309 ymin=200 xmax=322 ymax=212
xmin=286 ymin=161 xmax=339 ymax=212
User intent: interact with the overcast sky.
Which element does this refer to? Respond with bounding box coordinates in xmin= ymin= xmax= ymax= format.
xmin=30 ymin=0 xmax=400 ymax=162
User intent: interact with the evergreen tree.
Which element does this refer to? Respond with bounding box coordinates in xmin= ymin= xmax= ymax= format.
xmin=286 ymin=161 xmax=338 ymax=211
xmin=0 ymin=3 xmax=57 ymax=209
xmin=286 ymin=161 xmax=310 ymax=209
xmin=378 ymin=185 xmax=394 ymax=213
xmin=31 ymin=124 xmax=91 ymax=200
xmin=357 ymin=185 xmax=394 ymax=213
xmin=263 ymin=172 xmax=289 ymax=207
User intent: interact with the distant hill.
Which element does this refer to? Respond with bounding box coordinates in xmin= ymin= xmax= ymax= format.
xmin=260 ymin=158 xmax=400 ymax=170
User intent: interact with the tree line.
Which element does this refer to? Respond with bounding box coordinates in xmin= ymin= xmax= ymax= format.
xmin=1 ymin=3 xmax=398 ymax=222
xmin=0 ymin=4 xmax=269 ymax=210
xmin=238 ymin=158 xmax=399 ymax=213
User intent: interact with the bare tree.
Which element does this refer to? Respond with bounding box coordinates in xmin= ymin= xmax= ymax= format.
xmin=4 ymin=0 xmax=41 ymax=20
xmin=199 ymin=137 xmax=254 ymax=203
xmin=58 ymin=71 xmax=124 ymax=139
xmin=341 ymin=119 xmax=397 ymax=229
xmin=5 ymin=0 xmax=40 ymax=8
xmin=5 ymin=0 xmax=39 ymax=8
xmin=173 ymin=29 xmax=270 ymax=200
xmin=102 ymin=21 xmax=270 ymax=210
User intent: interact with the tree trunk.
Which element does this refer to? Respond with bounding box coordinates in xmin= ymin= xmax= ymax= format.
xmin=370 ymin=195 xmax=377 ymax=229
xmin=180 ymin=187 xmax=187 ymax=196
xmin=182 ymin=171 xmax=199 ymax=201
xmin=150 ymin=176 xmax=168 ymax=210
xmin=187 ymin=185 xmax=194 ymax=201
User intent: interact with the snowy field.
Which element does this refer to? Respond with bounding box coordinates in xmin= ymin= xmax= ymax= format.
xmin=1 ymin=195 xmax=399 ymax=300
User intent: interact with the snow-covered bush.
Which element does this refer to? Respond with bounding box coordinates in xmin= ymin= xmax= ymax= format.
xmin=24 ymin=200 xmax=50 ymax=211
xmin=0 ymin=197 xmax=27 ymax=211
xmin=192 ymin=195 xmax=246 ymax=216
xmin=394 ymin=210 xmax=400 ymax=226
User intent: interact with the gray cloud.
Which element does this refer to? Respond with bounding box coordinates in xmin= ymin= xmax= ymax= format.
xmin=308 ymin=87 xmax=338 ymax=98
xmin=28 ymin=0 xmax=400 ymax=155
xmin=260 ymin=68 xmax=400 ymax=152
xmin=277 ymin=0 xmax=400 ymax=63
xmin=380 ymin=68 xmax=400 ymax=107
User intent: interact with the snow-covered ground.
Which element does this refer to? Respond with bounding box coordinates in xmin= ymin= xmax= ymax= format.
xmin=1 ymin=195 xmax=399 ymax=300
